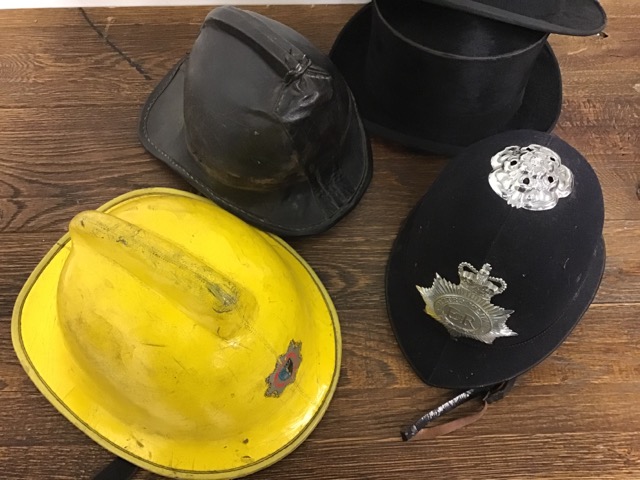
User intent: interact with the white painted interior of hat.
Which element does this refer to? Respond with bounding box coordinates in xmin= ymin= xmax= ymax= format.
xmin=2 ymin=0 xmax=367 ymax=9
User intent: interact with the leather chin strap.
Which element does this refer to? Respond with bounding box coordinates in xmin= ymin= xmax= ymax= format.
xmin=401 ymin=377 xmax=517 ymax=442
xmin=410 ymin=400 xmax=489 ymax=440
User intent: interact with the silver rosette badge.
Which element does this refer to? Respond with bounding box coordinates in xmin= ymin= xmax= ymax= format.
xmin=488 ymin=144 xmax=573 ymax=211
xmin=416 ymin=262 xmax=516 ymax=344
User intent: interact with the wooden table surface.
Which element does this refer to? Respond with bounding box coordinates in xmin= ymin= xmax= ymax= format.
xmin=1 ymin=1 xmax=638 ymax=479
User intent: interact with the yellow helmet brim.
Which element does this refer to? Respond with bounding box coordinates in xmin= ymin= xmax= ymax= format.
xmin=12 ymin=188 xmax=341 ymax=479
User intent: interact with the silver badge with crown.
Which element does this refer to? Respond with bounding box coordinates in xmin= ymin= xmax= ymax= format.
xmin=416 ymin=262 xmax=516 ymax=344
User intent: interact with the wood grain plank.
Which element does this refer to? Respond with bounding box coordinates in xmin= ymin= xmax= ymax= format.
xmin=2 ymin=334 xmax=639 ymax=439
xmin=0 ymin=1 xmax=638 ymax=479
xmin=1 ymin=219 xmax=640 ymax=314
xmin=2 ymin=288 xmax=640 ymax=394
xmin=0 ymin=431 xmax=637 ymax=480
xmin=0 ymin=144 xmax=637 ymax=228
xmin=0 ymin=0 xmax=631 ymax=31
xmin=1 ymin=386 xmax=639 ymax=451
xmin=0 ymin=7 xmax=637 ymax=106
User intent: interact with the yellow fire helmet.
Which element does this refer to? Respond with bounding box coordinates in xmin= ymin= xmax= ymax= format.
xmin=12 ymin=187 xmax=341 ymax=479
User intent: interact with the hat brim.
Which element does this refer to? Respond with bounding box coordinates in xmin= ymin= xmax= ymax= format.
xmin=139 ymin=58 xmax=372 ymax=237
xmin=422 ymin=0 xmax=606 ymax=36
xmin=386 ymin=219 xmax=605 ymax=389
xmin=329 ymin=4 xmax=562 ymax=156
xmin=12 ymin=188 xmax=341 ymax=479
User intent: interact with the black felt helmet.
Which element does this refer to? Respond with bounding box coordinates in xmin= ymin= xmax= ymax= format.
xmin=386 ymin=129 xmax=605 ymax=391
xmin=140 ymin=6 xmax=372 ymax=237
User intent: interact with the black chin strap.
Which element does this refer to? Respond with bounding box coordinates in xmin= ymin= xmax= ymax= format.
xmin=93 ymin=457 xmax=138 ymax=480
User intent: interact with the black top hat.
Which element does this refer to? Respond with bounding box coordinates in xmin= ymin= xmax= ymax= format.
xmin=139 ymin=6 xmax=372 ymax=237
xmin=386 ymin=130 xmax=605 ymax=390
xmin=421 ymin=0 xmax=606 ymax=36
xmin=330 ymin=0 xmax=562 ymax=155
